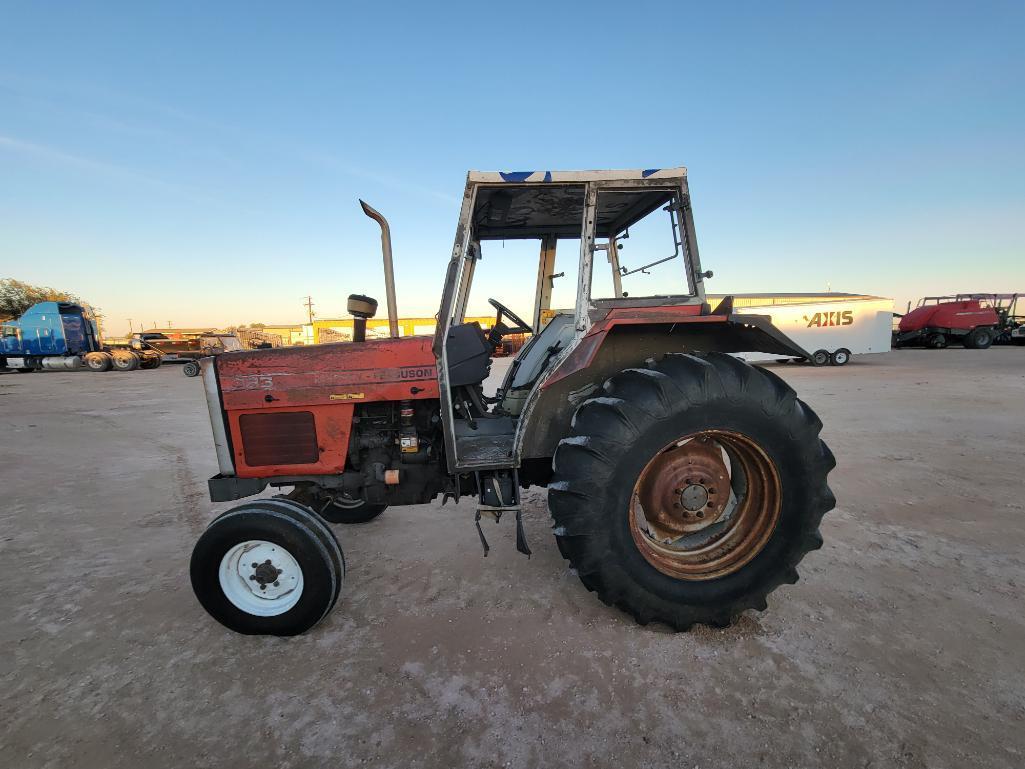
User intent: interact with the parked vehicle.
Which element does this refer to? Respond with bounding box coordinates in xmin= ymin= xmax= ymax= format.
xmin=189 ymin=167 xmax=835 ymax=637
xmin=721 ymin=294 xmax=893 ymax=366
xmin=0 ymin=302 xmax=161 ymax=372
xmin=893 ymin=294 xmax=1015 ymax=349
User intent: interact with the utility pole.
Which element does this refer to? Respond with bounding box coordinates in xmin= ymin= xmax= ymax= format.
xmin=127 ymin=319 xmax=133 ymax=333
xmin=167 ymin=320 xmax=172 ymax=328
xmin=303 ymin=296 xmax=315 ymax=324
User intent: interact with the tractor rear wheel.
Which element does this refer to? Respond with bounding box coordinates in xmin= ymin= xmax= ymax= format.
xmin=286 ymin=487 xmax=387 ymax=524
xmin=548 ymin=352 xmax=835 ymax=630
xmin=190 ymin=501 xmax=343 ymax=635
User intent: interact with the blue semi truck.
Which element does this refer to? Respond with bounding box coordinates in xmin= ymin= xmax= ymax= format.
xmin=0 ymin=301 xmax=161 ymax=372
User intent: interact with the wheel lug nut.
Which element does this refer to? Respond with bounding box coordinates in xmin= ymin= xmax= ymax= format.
xmin=273 ymin=581 xmax=280 ymax=587
xmin=260 ymin=584 xmax=266 ymax=591
xmin=249 ymin=575 xmax=257 ymax=581
xmin=251 ymin=563 xmax=258 ymax=568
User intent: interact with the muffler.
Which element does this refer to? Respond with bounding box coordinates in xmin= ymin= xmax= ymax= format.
xmin=359 ymin=200 xmax=399 ymax=339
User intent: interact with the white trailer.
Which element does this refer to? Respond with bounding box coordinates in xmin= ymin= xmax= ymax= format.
xmin=710 ymin=293 xmax=894 ymax=366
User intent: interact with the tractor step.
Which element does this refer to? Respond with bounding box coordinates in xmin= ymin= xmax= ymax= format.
xmin=473 ymin=470 xmax=530 ymax=557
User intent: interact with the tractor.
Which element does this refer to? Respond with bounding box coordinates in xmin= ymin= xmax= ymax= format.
xmin=189 ymin=168 xmax=835 ymax=636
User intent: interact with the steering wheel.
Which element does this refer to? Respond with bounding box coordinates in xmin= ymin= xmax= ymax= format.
xmin=487 ymin=297 xmax=533 ymax=347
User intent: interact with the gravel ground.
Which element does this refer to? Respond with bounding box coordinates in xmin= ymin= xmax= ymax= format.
xmin=2 ymin=348 xmax=1023 ymax=769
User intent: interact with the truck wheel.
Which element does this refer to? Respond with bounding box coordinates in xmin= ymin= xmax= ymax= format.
xmin=183 ymin=361 xmax=201 ymax=377
xmin=111 ymin=351 xmax=140 ymax=371
xmin=140 ymin=355 xmax=162 ymax=370
xmin=927 ymin=333 xmax=948 ymax=349
xmin=285 ymin=488 xmax=387 ymax=524
xmin=810 ymin=349 xmax=830 ymax=366
xmin=549 ymin=352 xmax=835 ymax=630
xmin=829 ymin=348 xmax=851 ymax=366
xmin=965 ymin=327 xmax=993 ymax=350
xmin=84 ymin=352 xmax=113 ymax=372
xmin=190 ymin=502 xmax=343 ymax=635
xmin=15 ymin=367 xmax=34 ymax=373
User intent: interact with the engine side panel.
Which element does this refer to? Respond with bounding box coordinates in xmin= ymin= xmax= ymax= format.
xmin=216 ymin=337 xmax=439 ymax=478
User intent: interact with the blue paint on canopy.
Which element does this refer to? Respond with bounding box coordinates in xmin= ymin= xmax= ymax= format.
xmin=499 ymin=171 xmax=534 ymax=182
xmin=641 ymin=169 xmax=661 ymax=178
xmin=542 ymin=171 xmax=552 ymax=182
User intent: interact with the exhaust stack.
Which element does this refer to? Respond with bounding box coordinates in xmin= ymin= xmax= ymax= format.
xmin=359 ymin=200 xmax=399 ymax=339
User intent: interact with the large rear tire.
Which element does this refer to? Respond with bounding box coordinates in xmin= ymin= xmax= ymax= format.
xmin=548 ymin=352 xmax=835 ymax=630
xmin=190 ymin=502 xmax=343 ymax=635
xmin=286 ymin=487 xmax=387 ymax=524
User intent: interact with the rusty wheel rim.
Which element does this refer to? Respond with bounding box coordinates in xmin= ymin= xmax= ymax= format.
xmin=629 ymin=430 xmax=782 ymax=581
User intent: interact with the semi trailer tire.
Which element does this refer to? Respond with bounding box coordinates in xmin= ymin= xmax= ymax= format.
xmin=84 ymin=352 xmax=113 ymax=372
xmin=810 ymin=349 xmax=830 ymax=366
xmin=964 ymin=327 xmax=993 ymax=350
xmin=111 ymin=351 xmax=140 ymax=371
xmin=140 ymin=355 xmax=162 ymax=370
xmin=830 ymin=348 xmax=851 ymax=366
xmin=286 ymin=487 xmax=387 ymax=524
xmin=190 ymin=502 xmax=343 ymax=636
xmin=548 ymin=352 xmax=835 ymax=631
xmin=183 ymin=361 xmax=201 ymax=377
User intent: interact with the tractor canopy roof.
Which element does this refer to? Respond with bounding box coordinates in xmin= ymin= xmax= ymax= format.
xmin=466 ymin=167 xmax=687 ymax=241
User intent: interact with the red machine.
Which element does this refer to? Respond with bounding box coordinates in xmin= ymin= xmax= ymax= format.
xmin=189 ymin=168 xmax=834 ymax=637
xmin=894 ymin=295 xmax=1000 ymax=349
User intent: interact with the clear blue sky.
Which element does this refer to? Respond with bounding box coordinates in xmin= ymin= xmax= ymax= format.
xmin=1 ymin=1 xmax=1022 ymax=334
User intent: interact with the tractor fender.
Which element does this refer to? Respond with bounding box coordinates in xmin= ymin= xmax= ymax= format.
xmin=517 ymin=311 xmax=808 ymax=462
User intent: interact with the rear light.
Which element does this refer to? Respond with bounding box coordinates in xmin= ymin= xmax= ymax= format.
xmin=239 ymin=411 xmax=319 ymax=466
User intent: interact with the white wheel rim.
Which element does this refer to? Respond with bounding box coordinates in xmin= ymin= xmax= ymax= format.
xmin=836 ymin=351 xmax=848 ymax=363
xmin=218 ymin=540 xmax=304 ymax=616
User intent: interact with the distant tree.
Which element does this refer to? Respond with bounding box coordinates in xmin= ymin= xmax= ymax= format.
xmin=249 ymin=322 xmax=265 ymax=328
xmin=0 ymin=278 xmax=82 ymax=320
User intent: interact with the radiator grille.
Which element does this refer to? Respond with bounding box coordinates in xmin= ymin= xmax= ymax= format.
xmin=239 ymin=411 xmax=319 ymax=466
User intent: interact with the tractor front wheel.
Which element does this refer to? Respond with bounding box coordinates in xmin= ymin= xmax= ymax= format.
xmin=190 ymin=500 xmax=344 ymax=635
xmin=549 ymin=352 xmax=835 ymax=630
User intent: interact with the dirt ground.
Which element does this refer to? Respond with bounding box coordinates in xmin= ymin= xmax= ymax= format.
xmin=2 ymin=348 xmax=1023 ymax=769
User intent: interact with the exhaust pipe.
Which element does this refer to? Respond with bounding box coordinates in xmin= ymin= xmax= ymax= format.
xmin=359 ymin=200 xmax=399 ymax=339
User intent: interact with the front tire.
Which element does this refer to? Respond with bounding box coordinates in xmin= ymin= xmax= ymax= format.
xmin=548 ymin=352 xmax=835 ymax=630
xmin=190 ymin=502 xmax=343 ymax=635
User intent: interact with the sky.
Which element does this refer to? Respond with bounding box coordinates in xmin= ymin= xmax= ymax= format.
xmin=1 ymin=1 xmax=1023 ymax=334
